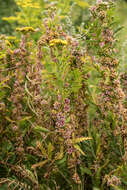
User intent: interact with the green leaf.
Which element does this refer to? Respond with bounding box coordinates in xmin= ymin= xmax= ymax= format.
xmin=18 ymin=116 xmax=32 ymax=122
xmin=80 ymin=166 xmax=92 ymax=176
xmin=33 ymin=126 xmax=49 ymax=133
xmin=48 ymin=142 xmax=54 ymax=160
xmin=74 ymin=144 xmax=85 ymax=155
xmin=74 ymin=137 xmax=92 ymax=144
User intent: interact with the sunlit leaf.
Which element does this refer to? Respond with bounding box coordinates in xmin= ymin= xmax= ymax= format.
xmin=48 ymin=142 xmax=54 ymax=160
xmin=74 ymin=144 xmax=85 ymax=155
xmin=74 ymin=137 xmax=92 ymax=144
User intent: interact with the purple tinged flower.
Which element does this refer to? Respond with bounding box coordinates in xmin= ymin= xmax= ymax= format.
xmin=53 ymin=57 xmax=57 ymax=63
xmin=56 ymin=112 xmax=65 ymax=127
xmin=67 ymin=147 xmax=73 ymax=154
xmin=91 ymin=56 xmax=96 ymax=61
xmin=56 ymin=120 xmax=65 ymax=127
xmin=57 ymin=112 xmax=64 ymax=120
xmin=16 ymin=147 xmax=24 ymax=153
xmin=64 ymin=129 xmax=72 ymax=139
xmin=106 ymin=29 xmax=113 ymax=36
xmin=57 ymin=95 xmax=62 ymax=101
xmin=12 ymin=125 xmax=18 ymax=131
xmin=99 ymin=42 xmax=105 ymax=48
xmin=64 ymin=105 xmax=70 ymax=112
xmin=90 ymin=6 xmax=97 ymax=12
xmin=53 ymin=101 xmax=60 ymax=110
xmin=64 ymin=98 xmax=70 ymax=105
xmin=41 ymin=100 xmax=48 ymax=105
xmin=96 ymin=0 xmax=102 ymax=4
xmin=14 ymin=49 xmax=20 ymax=55
xmin=65 ymin=83 xmax=69 ymax=87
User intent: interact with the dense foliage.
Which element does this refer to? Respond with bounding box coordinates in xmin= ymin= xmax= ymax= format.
xmin=0 ymin=0 xmax=17 ymax=35
xmin=1 ymin=0 xmax=127 ymax=190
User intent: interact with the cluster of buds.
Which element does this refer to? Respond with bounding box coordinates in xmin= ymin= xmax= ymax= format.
xmin=56 ymin=112 xmax=65 ymax=128
xmin=89 ymin=1 xmax=127 ymax=123
xmin=105 ymin=175 xmax=121 ymax=187
xmin=87 ymin=0 xmax=127 ymax=181
xmin=64 ymin=98 xmax=70 ymax=113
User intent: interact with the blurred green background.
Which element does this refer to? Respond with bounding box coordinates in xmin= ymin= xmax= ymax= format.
xmin=0 ymin=0 xmax=127 ymax=55
xmin=1 ymin=0 xmax=127 ymax=35
xmin=0 ymin=0 xmax=127 ymax=34
xmin=0 ymin=0 xmax=18 ymax=35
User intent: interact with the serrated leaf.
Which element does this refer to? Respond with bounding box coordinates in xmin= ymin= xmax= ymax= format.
xmin=74 ymin=137 xmax=92 ymax=143
xmin=26 ymin=169 xmax=37 ymax=183
xmin=36 ymin=142 xmax=47 ymax=157
xmin=48 ymin=142 xmax=54 ymax=160
xmin=55 ymin=145 xmax=64 ymax=160
xmin=0 ymin=54 xmax=6 ymax=59
xmin=57 ymin=155 xmax=67 ymax=165
xmin=74 ymin=144 xmax=85 ymax=155
xmin=0 ymin=77 xmax=10 ymax=86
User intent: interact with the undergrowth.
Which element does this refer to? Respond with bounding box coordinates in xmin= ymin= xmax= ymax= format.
xmin=0 ymin=1 xmax=127 ymax=190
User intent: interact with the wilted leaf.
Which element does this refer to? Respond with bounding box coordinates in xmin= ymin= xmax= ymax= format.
xmin=31 ymin=160 xmax=48 ymax=170
xmin=5 ymin=116 xmax=15 ymax=123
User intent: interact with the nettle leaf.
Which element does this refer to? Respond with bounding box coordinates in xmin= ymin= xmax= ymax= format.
xmin=0 ymin=53 xmax=6 ymax=59
xmin=57 ymin=154 xmax=67 ymax=165
xmin=74 ymin=137 xmax=92 ymax=144
xmin=36 ymin=142 xmax=47 ymax=157
xmin=0 ymin=76 xmax=10 ymax=87
xmin=25 ymin=169 xmax=37 ymax=183
xmin=55 ymin=145 xmax=64 ymax=160
xmin=74 ymin=144 xmax=85 ymax=156
xmin=48 ymin=142 xmax=54 ymax=160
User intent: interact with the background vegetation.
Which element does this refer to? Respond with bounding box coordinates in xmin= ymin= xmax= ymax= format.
xmin=1 ymin=0 xmax=127 ymax=190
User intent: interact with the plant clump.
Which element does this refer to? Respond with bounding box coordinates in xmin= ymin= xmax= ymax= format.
xmin=0 ymin=1 xmax=127 ymax=190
